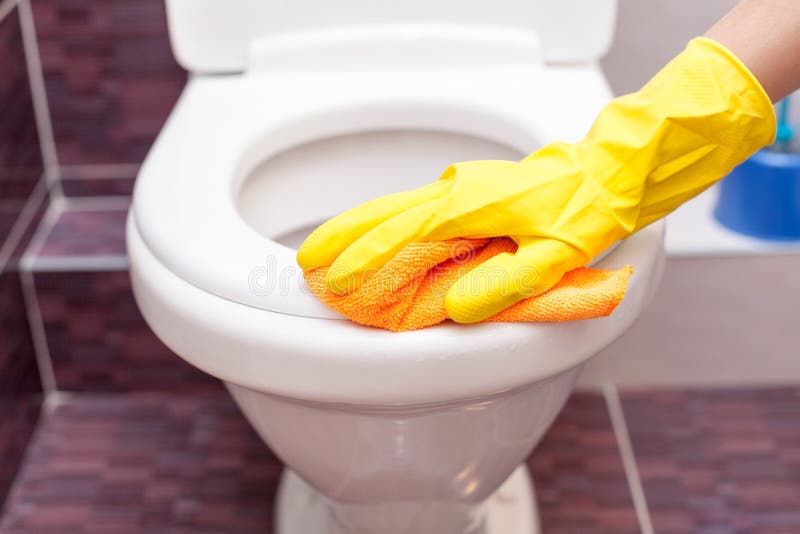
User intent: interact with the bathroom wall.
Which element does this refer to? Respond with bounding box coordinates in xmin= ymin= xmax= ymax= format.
xmin=603 ymin=0 xmax=737 ymax=95
xmin=31 ymin=0 xmax=185 ymax=194
xmin=0 ymin=0 xmax=48 ymax=506
xmin=9 ymin=0 xmax=211 ymax=398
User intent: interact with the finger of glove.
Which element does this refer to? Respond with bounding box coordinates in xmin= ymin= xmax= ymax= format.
xmin=444 ymin=237 xmax=587 ymax=323
xmin=325 ymin=198 xmax=451 ymax=294
xmin=296 ymin=180 xmax=451 ymax=270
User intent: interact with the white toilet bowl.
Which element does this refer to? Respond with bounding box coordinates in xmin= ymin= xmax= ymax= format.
xmin=128 ymin=1 xmax=665 ymax=532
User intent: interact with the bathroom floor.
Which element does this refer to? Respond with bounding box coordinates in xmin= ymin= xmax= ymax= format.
xmin=0 ymin=392 xmax=637 ymax=534
xmin=3 ymin=388 xmax=800 ymax=534
xmin=3 ymin=199 xmax=800 ymax=533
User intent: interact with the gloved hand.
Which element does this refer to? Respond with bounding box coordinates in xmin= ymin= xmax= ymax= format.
xmin=297 ymin=37 xmax=775 ymax=323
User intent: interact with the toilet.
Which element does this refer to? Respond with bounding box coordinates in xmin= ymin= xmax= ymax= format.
xmin=127 ymin=1 xmax=665 ymax=532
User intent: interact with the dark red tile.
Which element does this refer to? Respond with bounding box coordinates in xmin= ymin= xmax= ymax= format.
xmin=0 ymin=270 xmax=42 ymax=509
xmin=0 ymin=197 xmax=46 ymax=507
xmin=31 ymin=204 xmax=212 ymax=392
xmin=38 ymin=206 xmax=128 ymax=258
xmin=1 ymin=392 xmax=638 ymax=532
xmin=9 ymin=187 xmax=49 ymax=262
xmin=0 ymin=4 xmax=45 ymax=510
xmin=0 ymin=394 xmax=281 ymax=533
xmin=31 ymin=0 xmax=186 ymax=165
xmin=623 ymin=388 xmax=800 ymax=534
xmin=61 ymin=176 xmax=135 ymax=197
xmin=0 ymin=396 xmax=41 ymax=513
xmin=529 ymin=392 xmax=640 ymax=534
xmin=0 ymin=6 xmax=44 ymax=240
xmin=60 ymin=165 xmax=138 ymax=197
xmin=34 ymin=271 xmax=219 ymax=393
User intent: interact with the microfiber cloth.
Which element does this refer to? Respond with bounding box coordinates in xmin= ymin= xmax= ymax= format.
xmin=303 ymin=237 xmax=633 ymax=332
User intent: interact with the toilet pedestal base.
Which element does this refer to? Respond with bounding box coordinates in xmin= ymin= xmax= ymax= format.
xmin=275 ymin=465 xmax=540 ymax=534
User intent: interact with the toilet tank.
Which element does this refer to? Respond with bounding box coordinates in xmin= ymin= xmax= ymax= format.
xmin=165 ymin=0 xmax=617 ymax=73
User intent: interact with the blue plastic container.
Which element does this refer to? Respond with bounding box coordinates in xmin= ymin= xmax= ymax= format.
xmin=714 ymin=149 xmax=800 ymax=240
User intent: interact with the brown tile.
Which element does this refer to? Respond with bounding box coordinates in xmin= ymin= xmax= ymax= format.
xmin=1 ymin=392 xmax=638 ymax=532
xmin=623 ymin=388 xmax=800 ymax=534
xmin=9 ymin=187 xmax=49 ymax=262
xmin=34 ymin=270 xmax=219 ymax=392
xmin=60 ymin=164 xmax=138 ymax=197
xmin=0 ymin=396 xmax=41 ymax=515
xmin=0 ymin=207 xmax=46 ymax=508
xmin=0 ymin=4 xmax=45 ymax=510
xmin=37 ymin=205 xmax=129 ymax=258
xmin=61 ymin=177 xmax=135 ymax=197
xmin=529 ymin=392 xmax=640 ymax=534
xmin=31 ymin=0 xmax=186 ymax=165
xmin=0 ymin=394 xmax=281 ymax=533
xmin=0 ymin=5 xmax=44 ymax=241
xmin=31 ymin=204 xmax=215 ymax=392
xmin=0 ymin=269 xmax=43 ymax=508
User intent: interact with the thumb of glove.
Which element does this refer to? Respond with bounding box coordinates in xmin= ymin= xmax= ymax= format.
xmin=444 ymin=237 xmax=587 ymax=323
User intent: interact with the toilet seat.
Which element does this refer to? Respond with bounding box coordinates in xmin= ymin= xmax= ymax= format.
xmin=133 ymin=29 xmax=616 ymax=319
xmin=129 ymin=19 xmax=666 ymax=406
xmin=130 ymin=214 xmax=663 ymax=405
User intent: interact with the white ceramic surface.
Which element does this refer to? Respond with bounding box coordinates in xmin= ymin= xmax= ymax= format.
xmin=128 ymin=9 xmax=665 ymax=533
xmin=133 ymin=48 xmax=614 ymax=319
xmin=129 ymin=215 xmax=663 ymax=406
xmin=228 ymin=372 xmax=571 ymax=534
xmin=165 ymin=0 xmax=617 ymax=72
xmin=275 ymin=466 xmax=539 ymax=534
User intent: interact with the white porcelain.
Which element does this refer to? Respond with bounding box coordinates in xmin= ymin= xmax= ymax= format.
xmin=133 ymin=39 xmax=615 ymax=320
xmin=275 ymin=466 xmax=538 ymax=534
xmin=165 ymin=0 xmax=617 ymax=72
xmin=129 ymin=188 xmax=662 ymax=534
xmin=129 ymin=4 xmax=665 ymax=532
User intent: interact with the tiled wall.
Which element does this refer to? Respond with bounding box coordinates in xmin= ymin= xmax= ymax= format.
xmin=25 ymin=201 xmax=221 ymax=393
xmin=31 ymin=0 xmax=185 ymax=191
xmin=0 ymin=0 xmax=47 ymax=507
xmin=7 ymin=0 xmax=202 ymax=396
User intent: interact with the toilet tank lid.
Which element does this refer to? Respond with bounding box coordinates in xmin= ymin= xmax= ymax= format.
xmin=165 ymin=0 xmax=617 ymax=73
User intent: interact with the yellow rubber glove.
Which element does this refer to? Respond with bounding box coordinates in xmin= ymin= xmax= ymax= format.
xmin=297 ymin=37 xmax=775 ymax=323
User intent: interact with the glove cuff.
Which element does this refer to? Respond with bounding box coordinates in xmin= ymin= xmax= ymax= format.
xmin=689 ymin=36 xmax=776 ymax=146
xmin=570 ymin=35 xmax=778 ymax=240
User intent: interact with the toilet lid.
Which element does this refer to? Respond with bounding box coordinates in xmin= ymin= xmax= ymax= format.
xmin=165 ymin=0 xmax=617 ymax=73
xmin=132 ymin=55 xmax=614 ymax=319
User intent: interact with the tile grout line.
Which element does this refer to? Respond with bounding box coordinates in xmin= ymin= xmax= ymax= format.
xmin=20 ymin=269 xmax=57 ymax=395
xmin=19 ymin=198 xmax=65 ymax=395
xmin=21 ymin=194 xmax=65 ymax=271
xmin=0 ymin=0 xmax=15 ymax=24
xmin=30 ymin=255 xmax=130 ymax=273
xmin=60 ymin=195 xmax=132 ymax=211
xmin=60 ymin=163 xmax=141 ymax=180
xmin=0 ymin=177 xmax=47 ymax=274
xmin=603 ymin=383 xmax=655 ymax=534
xmin=17 ymin=0 xmax=63 ymax=200
xmin=42 ymin=390 xmax=74 ymax=413
xmin=24 ymin=196 xmax=131 ymax=273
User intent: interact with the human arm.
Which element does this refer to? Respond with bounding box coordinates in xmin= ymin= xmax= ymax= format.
xmin=705 ymin=0 xmax=800 ymax=102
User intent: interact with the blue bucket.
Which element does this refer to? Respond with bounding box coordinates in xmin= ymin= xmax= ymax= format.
xmin=714 ymin=149 xmax=800 ymax=240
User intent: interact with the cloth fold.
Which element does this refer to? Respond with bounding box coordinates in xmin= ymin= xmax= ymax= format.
xmin=303 ymin=237 xmax=632 ymax=332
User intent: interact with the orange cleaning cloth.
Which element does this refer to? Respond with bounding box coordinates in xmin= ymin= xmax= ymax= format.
xmin=304 ymin=237 xmax=633 ymax=332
